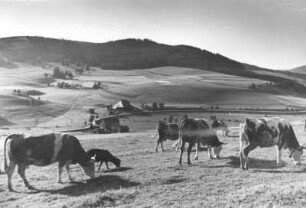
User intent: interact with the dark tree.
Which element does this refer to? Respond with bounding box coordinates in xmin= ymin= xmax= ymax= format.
xmin=152 ymin=102 xmax=158 ymax=111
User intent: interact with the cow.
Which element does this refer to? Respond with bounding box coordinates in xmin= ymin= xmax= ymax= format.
xmin=212 ymin=119 xmax=229 ymax=136
xmin=154 ymin=121 xmax=179 ymax=152
xmin=4 ymin=133 xmax=95 ymax=191
xmin=87 ymin=149 xmax=121 ymax=171
xmin=239 ymin=117 xmax=305 ymax=170
xmin=178 ymin=118 xmax=224 ymax=165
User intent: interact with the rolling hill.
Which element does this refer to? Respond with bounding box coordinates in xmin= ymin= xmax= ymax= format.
xmin=1 ymin=36 xmax=305 ymax=93
xmin=290 ymin=65 xmax=306 ymax=74
xmin=0 ymin=36 xmax=243 ymax=72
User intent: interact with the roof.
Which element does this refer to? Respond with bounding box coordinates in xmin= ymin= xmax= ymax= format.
xmin=112 ymin=100 xmax=130 ymax=109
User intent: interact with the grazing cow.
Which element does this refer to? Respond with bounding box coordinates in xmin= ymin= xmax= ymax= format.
xmin=154 ymin=121 xmax=179 ymax=152
xmin=87 ymin=149 xmax=121 ymax=171
xmin=212 ymin=120 xmax=229 ymax=136
xmin=4 ymin=133 xmax=95 ymax=191
xmin=239 ymin=117 xmax=305 ymax=170
xmin=178 ymin=118 xmax=224 ymax=165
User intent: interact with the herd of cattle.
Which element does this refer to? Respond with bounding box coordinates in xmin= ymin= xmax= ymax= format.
xmin=2 ymin=116 xmax=305 ymax=191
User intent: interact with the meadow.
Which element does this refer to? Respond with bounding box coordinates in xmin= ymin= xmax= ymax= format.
xmin=1 ymin=115 xmax=306 ymax=207
xmin=2 ymin=64 xmax=306 ymax=207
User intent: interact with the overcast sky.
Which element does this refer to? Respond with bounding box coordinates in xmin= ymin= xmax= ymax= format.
xmin=0 ymin=0 xmax=305 ymax=69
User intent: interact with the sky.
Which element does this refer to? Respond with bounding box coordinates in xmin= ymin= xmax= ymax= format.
xmin=0 ymin=0 xmax=305 ymax=70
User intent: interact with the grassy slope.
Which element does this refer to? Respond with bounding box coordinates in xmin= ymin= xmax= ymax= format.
xmin=0 ymin=114 xmax=306 ymax=207
xmin=2 ymin=64 xmax=306 ymax=129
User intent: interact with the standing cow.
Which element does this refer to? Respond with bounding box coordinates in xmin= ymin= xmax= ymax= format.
xmin=4 ymin=133 xmax=95 ymax=191
xmin=178 ymin=118 xmax=224 ymax=165
xmin=154 ymin=121 xmax=179 ymax=152
xmin=239 ymin=117 xmax=305 ymax=170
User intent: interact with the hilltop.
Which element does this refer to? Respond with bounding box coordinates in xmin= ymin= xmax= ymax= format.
xmin=0 ymin=36 xmax=243 ymax=72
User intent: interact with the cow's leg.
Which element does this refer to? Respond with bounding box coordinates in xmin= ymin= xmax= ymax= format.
xmin=194 ymin=142 xmax=199 ymax=160
xmin=7 ymin=162 xmax=16 ymax=191
xmin=207 ymin=145 xmax=213 ymax=159
xmin=161 ymin=140 xmax=165 ymax=152
xmin=65 ymin=163 xmax=73 ymax=182
xmin=179 ymin=140 xmax=186 ymax=165
xmin=106 ymin=162 xmax=110 ymax=170
xmin=187 ymin=142 xmax=194 ymax=165
xmin=155 ymin=139 xmax=160 ymax=152
xmin=243 ymin=143 xmax=258 ymax=170
xmin=276 ymin=146 xmax=284 ymax=166
xmin=57 ymin=162 xmax=65 ymax=183
xmin=173 ymin=139 xmax=181 ymax=151
xmin=17 ymin=163 xmax=33 ymax=190
xmin=240 ymin=150 xmax=245 ymax=170
xmin=239 ymin=130 xmax=247 ymax=170
xmin=98 ymin=161 xmax=103 ymax=171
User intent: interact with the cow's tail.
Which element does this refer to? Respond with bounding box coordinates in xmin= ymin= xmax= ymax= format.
xmin=3 ymin=134 xmax=12 ymax=173
xmin=175 ymin=121 xmax=184 ymax=151
xmin=239 ymin=122 xmax=248 ymax=153
xmin=152 ymin=128 xmax=158 ymax=139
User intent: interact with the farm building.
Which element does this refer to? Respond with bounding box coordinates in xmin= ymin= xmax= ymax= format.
xmin=93 ymin=116 xmax=121 ymax=133
xmin=112 ymin=100 xmax=140 ymax=112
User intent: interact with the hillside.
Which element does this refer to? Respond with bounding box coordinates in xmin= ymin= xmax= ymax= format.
xmin=0 ymin=36 xmax=244 ymax=73
xmin=290 ymin=65 xmax=306 ymax=74
xmin=1 ymin=36 xmax=306 ymax=94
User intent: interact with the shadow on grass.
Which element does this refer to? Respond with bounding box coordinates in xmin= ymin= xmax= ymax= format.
xmin=225 ymin=156 xmax=282 ymax=169
xmin=192 ymin=156 xmax=282 ymax=170
xmin=102 ymin=167 xmax=132 ymax=173
xmin=38 ymin=175 xmax=140 ymax=196
xmin=252 ymin=169 xmax=306 ymax=174
xmin=143 ymin=175 xmax=187 ymax=186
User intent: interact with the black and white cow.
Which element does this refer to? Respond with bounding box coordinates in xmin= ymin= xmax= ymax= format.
xmin=178 ymin=118 xmax=224 ymax=165
xmin=154 ymin=121 xmax=179 ymax=152
xmin=239 ymin=117 xmax=305 ymax=170
xmin=4 ymin=133 xmax=95 ymax=191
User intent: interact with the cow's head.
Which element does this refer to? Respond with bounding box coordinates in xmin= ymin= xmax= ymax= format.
xmin=212 ymin=142 xmax=226 ymax=158
xmin=81 ymin=159 xmax=95 ymax=179
xmin=289 ymin=146 xmax=305 ymax=165
xmin=114 ymin=157 xmax=121 ymax=168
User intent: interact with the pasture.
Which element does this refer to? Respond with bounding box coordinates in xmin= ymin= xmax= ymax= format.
xmin=2 ymin=64 xmax=306 ymax=207
xmin=1 ymin=113 xmax=306 ymax=207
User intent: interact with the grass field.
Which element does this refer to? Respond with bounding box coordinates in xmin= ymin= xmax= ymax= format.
xmin=1 ymin=116 xmax=306 ymax=207
xmin=2 ymin=64 xmax=306 ymax=207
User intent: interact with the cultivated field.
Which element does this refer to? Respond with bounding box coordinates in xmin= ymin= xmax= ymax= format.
xmin=2 ymin=64 xmax=306 ymax=207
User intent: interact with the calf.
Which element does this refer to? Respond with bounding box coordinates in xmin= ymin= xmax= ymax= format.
xmin=4 ymin=133 xmax=95 ymax=191
xmin=239 ymin=117 xmax=305 ymax=170
xmin=178 ymin=118 xmax=224 ymax=165
xmin=87 ymin=149 xmax=121 ymax=171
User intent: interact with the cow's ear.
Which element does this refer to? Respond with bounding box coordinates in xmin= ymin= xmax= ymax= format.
xmin=300 ymin=146 xmax=306 ymax=150
xmin=220 ymin=142 xmax=227 ymax=145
